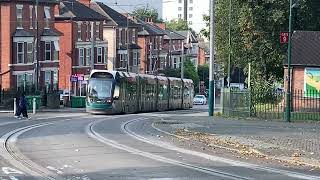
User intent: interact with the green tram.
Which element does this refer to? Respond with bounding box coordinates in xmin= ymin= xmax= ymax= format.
xmin=86 ymin=70 xmax=194 ymax=114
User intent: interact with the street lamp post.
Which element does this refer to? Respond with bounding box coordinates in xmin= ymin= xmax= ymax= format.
xmin=285 ymin=0 xmax=293 ymax=122
xmin=208 ymin=0 xmax=216 ymax=116
xmin=227 ymin=0 xmax=232 ymax=88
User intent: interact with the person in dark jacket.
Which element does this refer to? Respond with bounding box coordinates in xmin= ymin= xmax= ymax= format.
xmin=14 ymin=93 xmax=30 ymax=119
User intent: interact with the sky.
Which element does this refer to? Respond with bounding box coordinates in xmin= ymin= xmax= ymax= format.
xmin=97 ymin=0 xmax=162 ymax=16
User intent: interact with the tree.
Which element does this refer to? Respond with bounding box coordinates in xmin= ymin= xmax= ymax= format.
xmin=166 ymin=19 xmax=189 ymax=31
xmin=160 ymin=58 xmax=199 ymax=92
xmin=198 ymin=64 xmax=209 ymax=88
xmin=132 ymin=7 xmax=162 ymax=23
xmin=201 ymin=0 xmax=320 ymax=90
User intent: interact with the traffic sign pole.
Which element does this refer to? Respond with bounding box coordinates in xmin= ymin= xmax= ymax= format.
xmin=209 ymin=0 xmax=216 ymax=117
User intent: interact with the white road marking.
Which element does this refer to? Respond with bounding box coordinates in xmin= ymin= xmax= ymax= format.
xmin=8 ymin=177 xmax=18 ymax=180
xmin=87 ymin=119 xmax=250 ymax=180
xmin=126 ymin=118 xmax=320 ymax=180
xmin=46 ymin=166 xmax=63 ymax=175
xmin=1 ymin=167 xmax=23 ymax=175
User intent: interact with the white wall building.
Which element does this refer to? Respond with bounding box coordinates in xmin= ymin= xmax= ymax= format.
xmin=162 ymin=0 xmax=209 ymax=33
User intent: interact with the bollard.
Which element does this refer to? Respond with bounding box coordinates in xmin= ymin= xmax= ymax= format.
xmin=33 ymin=98 xmax=36 ymax=114
xmin=13 ymin=98 xmax=16 ymax=115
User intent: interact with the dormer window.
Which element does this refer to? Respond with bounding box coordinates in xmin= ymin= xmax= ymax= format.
xmin=44 ymin=6 xmax=51 ymax=29
xmin=16 ymin=5 xmax=23 ymax=29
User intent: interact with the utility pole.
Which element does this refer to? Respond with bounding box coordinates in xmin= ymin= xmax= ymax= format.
xmin=35 ymin=0 xmax=39 ymax=91
xmin=91 ymin=22 xmax=95 ymax=70
xmin=208 ymin=0 xmax=215 ymax=117
xmin=126 ymin=13 xmax=130 ymax=72
xmin=181 ymin=41 xmax=184 ymax=79
xmin=285 ymin=0 xmax=293 ymax=122
xmin=149 ymin=43 xmax=152 ymax=74
xmin=227 ymin=0 xmax=232 ymax=88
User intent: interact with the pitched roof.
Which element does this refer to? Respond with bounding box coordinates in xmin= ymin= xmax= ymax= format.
xmin=163 ymin=29 xmax=185 ymax=40
xmin=289 ymin=31 xmax=320 ymax=66
xmin=94 ymin=2 xmax=137 ymax=27
xmin=57 ymin=0 xmax=107 ymax=21
xmin=176 ymin=30 xmax=198 ymax=43
xmin=42 ymin=29 xmax=62 ymax=36
xmin=0 ymin=0 xmax=59 ymax=4
xmin=13 ymin=29 xmax=34 ymax=37
xmin=136 ymin=19 xmax=166 ymax=36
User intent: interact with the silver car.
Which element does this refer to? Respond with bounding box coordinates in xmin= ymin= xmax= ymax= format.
xmin=193 ymin=95 xmax=207 ymax=105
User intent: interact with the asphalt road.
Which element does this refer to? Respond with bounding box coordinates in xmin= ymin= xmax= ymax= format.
xmin=0 ymin=107 xmax=319 ymax=180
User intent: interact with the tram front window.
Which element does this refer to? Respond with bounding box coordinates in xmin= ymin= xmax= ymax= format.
xmin=88 ymin=79 xmax=113 ymax=100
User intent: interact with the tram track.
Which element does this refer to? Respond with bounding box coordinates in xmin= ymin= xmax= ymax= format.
xmin=87 ymin=118 xmax=251 ymax=180
xmin=125 ymin=118 xmax=320 ymax=180
xmin=0 ymin=122 xmax=63 ymax=180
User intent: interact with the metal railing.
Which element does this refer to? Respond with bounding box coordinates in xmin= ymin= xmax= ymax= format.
xmin=222 ymin=88 xmax=320 ymax=121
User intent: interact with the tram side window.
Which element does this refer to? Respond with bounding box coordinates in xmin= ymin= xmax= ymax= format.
xmin=114 ymin=85 xmax=120 ymax=99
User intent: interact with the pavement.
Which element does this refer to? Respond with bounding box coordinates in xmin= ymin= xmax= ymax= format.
xmin=153 ymin=110 xmax=320 ymax=169
xmin=0 ymin=107 xmax=86 ymax=113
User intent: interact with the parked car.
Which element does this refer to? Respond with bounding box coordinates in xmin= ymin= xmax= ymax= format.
xmin=193 ymin=95 xmax=207 ymax=105
xmin=59 ymin=90 xmax=70 ymax=104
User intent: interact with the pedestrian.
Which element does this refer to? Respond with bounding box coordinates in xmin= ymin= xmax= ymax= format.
xmin=14 ymin=93 xmax=31 ymax=119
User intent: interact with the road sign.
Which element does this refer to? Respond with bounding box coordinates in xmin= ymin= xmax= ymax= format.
xmin=280 ymin=32 xmax=289 ymax=44
xmin=78 ymin=76 xmax=84 ymax=81
xmin=70 ymin=75 xmax=78 ymax=82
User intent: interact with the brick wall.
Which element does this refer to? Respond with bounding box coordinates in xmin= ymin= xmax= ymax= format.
xmin=138 ymin=36 xmax=147 ymax=73
xmin=55 ymin=21 xmax=73 ymax=90
xmin=198 ymin=47 xmax=206 ymax=66
xmin=0 ymin=3 xmax=13 ymax=89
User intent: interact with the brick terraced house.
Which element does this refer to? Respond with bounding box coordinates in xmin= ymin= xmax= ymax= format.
xmin=55 ymin=0 xmax=107 ymax=95
xmin=0 ymin=0 xmax=61 ymax=92
xmin=91 ymin=2 xmax=141 ymax=73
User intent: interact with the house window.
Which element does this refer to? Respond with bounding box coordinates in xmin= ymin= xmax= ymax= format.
xmin=120 ymin=54 xmax=127 ymax=68
xmin=179 ymin=0 xmax=182 ymax=3
xmin=178 ymin=7 xmax=182 ymax=11
xmin=78 ymin=22 xmax=82 ymax=41
xmin=189 ymin=0 xmax=193 ymax=3
xmin=17 ymin=74 xmax=33 ymax=90
xmin=132 ymin=29 xmax=136 ymax=44
xmin=189 ymin=7 xmax=193 ymax=11
xmin=16 ymin=5 xmax=23 ymax=29
xmin=160 ymin=57 xmax=165 ymax=69
xmin=79 ymin=48 xmax=84 ymax=66
xmin=53 ymin=41 xmax=59 ymax=60
xmin=45 ymin=42 xmax=51 ymax=61
xmin=119 ymin=28 xmax=122 ymax=46
xmin=44 ymin=6 xmax=51 ymax=29
xmin=86 ymin=48 xmax=91 ymax=66
xmin=133 ymin=52 xmax=138 ymax=66
xmin=96 ymin=22 xmax=100 ymax=40
xmin=17 ymin=42 xmax=24 ymax=63
xmin=178 ymin=14 xmax=182 ymax=19
xmin=45 ymin=71 xmax=51 ymax=91
xmin=189 ymin=14 xmax=193 ymax=18
xmin=87 ymin=22 xmax=91 ymax=40
xmin=137 ymin=52 xmax=141 ymax=65
xmin=159 ymin=36 xmax=162 ymax=50
xmin=27 ymin=43 xmax=33 ymax=63
xmin=29 ymin=6 xmax=33 ymax=29
xmin=53 ymin=71 xmax=58 ymax=90
xmin=97 ymin=47 xmax=102 ymax=63
xmin=104 ymin=47 xmax=108 ymax=63
xmin=173 ymin=57 xmax=177 ymax=69
xmin=189 ymin=21 xmax=193 ymax=25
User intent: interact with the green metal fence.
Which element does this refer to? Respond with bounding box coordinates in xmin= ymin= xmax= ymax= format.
xmin=222 ymin=88 xmax=320 ymax=121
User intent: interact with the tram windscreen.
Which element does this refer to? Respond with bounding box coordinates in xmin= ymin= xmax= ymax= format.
xmin=88 ymin=79 xmax=113 ymax=99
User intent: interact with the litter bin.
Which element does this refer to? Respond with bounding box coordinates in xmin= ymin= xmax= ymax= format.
xmin=26 ymin=96 xmax=41 ymax=110
xmin=71 ymin=96 xmax=86 ymax=108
